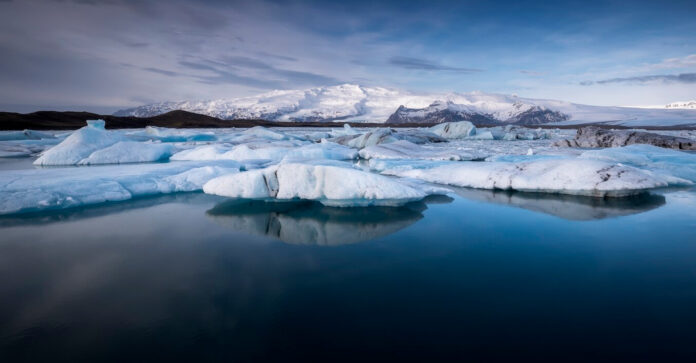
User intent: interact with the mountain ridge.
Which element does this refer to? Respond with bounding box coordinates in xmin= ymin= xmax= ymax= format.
xmin=114 ymin=84 xmax=696 ymax=127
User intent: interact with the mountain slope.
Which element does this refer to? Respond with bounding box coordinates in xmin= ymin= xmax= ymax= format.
xmin=666 ymin=101 xmax=696 ymax=109
xmin=115 ymin=84 xmax=696 ymax=126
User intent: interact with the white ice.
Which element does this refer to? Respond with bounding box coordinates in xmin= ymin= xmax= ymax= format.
xmin=429 ymin=121 xmax=476 ymax=139
xmin=358 ymin=140 xmax=478 ymax=161
xmin=0 ymin=161 xmax=241 ymax=214
xmin=203 ymin=163 xmax=434 ymax=207
xmin=384 ymin=159 xmax=691 ymax=197
xmin=579 ymin=144 xmax=696 ymax=182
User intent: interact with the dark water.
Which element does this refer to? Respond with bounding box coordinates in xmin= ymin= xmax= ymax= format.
xmin=1 ymin=188 xmax=696 ymax=362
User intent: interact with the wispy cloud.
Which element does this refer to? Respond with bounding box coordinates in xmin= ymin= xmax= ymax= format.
xmin=388 ymin=56 xmax=482 ymax=73
xmin=581 ymin=73 xmax=696 ymax=85
xmin=179 ymin=57 xmax=341 ymax=88
xmin=645 ymin=54 xmax=696 ymax=70
xmin=519 ymin=70 xmax=544 ymax=76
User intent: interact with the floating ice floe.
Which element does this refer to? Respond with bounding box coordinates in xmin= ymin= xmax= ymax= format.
xmin=0 ymin=161 xmax=241 ymax=215
xmin=358 ymin=140 xmax=478 ymax=161
xmin=128 ymin=126 xmax=216 ymax=142
xmin=429 ymin=121 xmax=477 ymax=139
xmin=330 ymin=128 xmax=398 ymax=148
xmin=78 ymin=141 xmax=174 ymax=165
xmin=0 ymin=130 xmax=56 ymax=141
xmin=579 ymin=144 xmax=696 ymax=182
xmin=383 ymin=158 xmax=691 ymax=197
xmin=203 ymin=163 xmax=437 ymax=207
xmin=171 ymin=140 xmax=355 ymax=163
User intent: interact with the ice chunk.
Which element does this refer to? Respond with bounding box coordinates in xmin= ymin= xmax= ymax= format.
xmin=358 ymin=140 xmax=477 ymax=161
xmin=281 ymin=141 xmax=358 ymax=162
xmin=0 ymin=130 xmax=56 ymax=141
xmin=384 ymin=159 xmax=691 ymax=197
xmin=330 ymin=128 xmax=398 ymax=148
xmin=128 ymin=126 xmax=216 ymax=142
xmin=78 ymin=141 xmax=175 ymax=165
xmin=330 ymin=123 xmax=360 ymax=137
xmin=466 ymin=131 xmax=495 ymax=140
xmin=34 ymin=120 xmax=125 ymax=165
xmin=429 ymin=121 xmax=476 ymax=139
xmin=0 ymin=161 xmax=241 ymax=215
xmin=579 ymin=144 xmax=696 ymax=182
xmin=204 ymin=163 xmax=431 ymax=206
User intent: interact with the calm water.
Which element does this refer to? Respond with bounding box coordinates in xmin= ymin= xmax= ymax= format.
xmin=1 ymin=188 xmax=696 ymax=361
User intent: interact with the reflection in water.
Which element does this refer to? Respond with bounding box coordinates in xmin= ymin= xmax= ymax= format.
xmin=206 ymin=195 xmax=453 ymax=246
xmin=453 ymin=188 xmax=666 ymax=220
xmin=0 ymin=193 xmax=222 ymax=227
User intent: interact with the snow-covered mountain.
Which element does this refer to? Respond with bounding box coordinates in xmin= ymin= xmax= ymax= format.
xmin=115 ymin=84 xmax=696 ymax=126
xmin=665 ymin=101 xmax=696 ymax=110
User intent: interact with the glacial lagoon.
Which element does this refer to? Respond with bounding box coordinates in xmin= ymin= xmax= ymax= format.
xmin=1 ymin=186 xmax=696 ymax=361
xmin=1 ymin=125 xmax=696 ymax=361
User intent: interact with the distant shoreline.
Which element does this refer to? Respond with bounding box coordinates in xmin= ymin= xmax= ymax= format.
xmin=1 ymin=109 xmax=695 ymax=131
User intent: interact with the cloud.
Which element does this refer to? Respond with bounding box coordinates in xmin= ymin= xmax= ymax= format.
xmin=388 ymin=56 xmax=482 ymax=73
xmin=646 ymin=54 xmax=696 ymax=70
xmin=178 ymin=57 xmax=341 ymax=88
xmin=581 ymin=73 xmax=696 ymax=85
xmin=519 ymin=70 xmax=544 ymax=76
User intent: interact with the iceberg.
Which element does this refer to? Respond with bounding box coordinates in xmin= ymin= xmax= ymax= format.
xmin=33 ymin=121 xmax=177 ymax=165
xmin=0 ymin=161 xmax=241 ymax=215
xmin=281 ymin=141 xmax=358 ymax=162
xmin=358 ymin=140 xmax=478 ymax=161
xmin=77 ymin=141 xmax=174 ymax=165
xmin=330 ymin=128 xmax=398 ymax=148
xmin=33 ymin=120 xmax=124 ymax=165
xmin=170 ymin=141 xmax=344 ymax=163
xmin=579 ymin=144 xmax=696 ymax=182
xmin=384 ymin=159 xmax=691 ymax=197
xmin=128 ymin=126 xmax=217 ymax=142
xmin=429 ymin=121 xmax=476 ymax=139
xmin=0 ymin=130 xmax=56 ymax=141
xmin=203 ymin=163 xmax=433 ymax=206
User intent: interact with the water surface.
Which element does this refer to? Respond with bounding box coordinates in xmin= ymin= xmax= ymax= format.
xmin=1 ymin=188 xmax=695 ymax=361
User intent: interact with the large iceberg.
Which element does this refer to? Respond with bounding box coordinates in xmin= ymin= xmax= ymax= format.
xmin=34 ymin=120 xmax=122 ymax=165
xmin=33 ymin=120 xmax=175 ymax=165
xmin=384 ymin=159 xmax=691 ymax=197
xmin=203 ymin=163 xmax=434 ymax=206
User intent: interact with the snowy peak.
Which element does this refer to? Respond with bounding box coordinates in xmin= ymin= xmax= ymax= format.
xmin=115 ymin=84 xmax=696 ymax=126
xmin=666 ymin=101 xmax=696 ymax=109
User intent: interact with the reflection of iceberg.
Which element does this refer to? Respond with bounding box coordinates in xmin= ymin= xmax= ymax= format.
xmin=453 ymin=188 xmax=665 ymax=220
xmin=206 ymin=196 xmax=452 ymax=246
xmin=0 ymin=193 xmax=221 ymax=227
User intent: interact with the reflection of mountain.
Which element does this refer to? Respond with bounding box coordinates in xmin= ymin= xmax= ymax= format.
xmin=454 ymin=188 xmax=666 ymax=221
xmin=206 ymin=196 xmax=452 ymax=246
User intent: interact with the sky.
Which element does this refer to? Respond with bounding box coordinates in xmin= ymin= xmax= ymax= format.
xmin=0 ymin=0 xmax=695 ymax=113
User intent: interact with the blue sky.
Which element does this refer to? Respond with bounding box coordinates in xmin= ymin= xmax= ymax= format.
xmin=0 ymin=0 xmax=694 ymax=113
